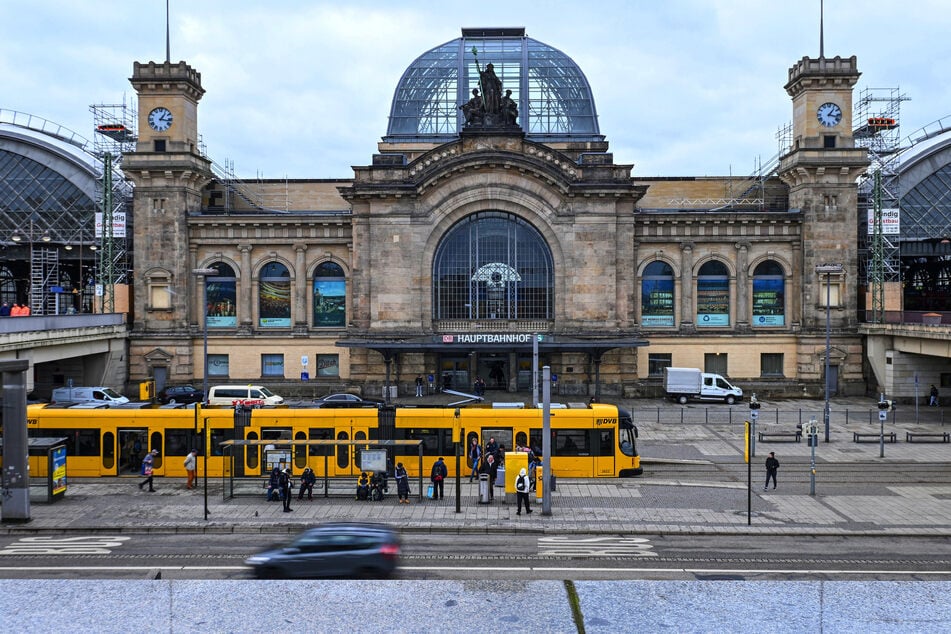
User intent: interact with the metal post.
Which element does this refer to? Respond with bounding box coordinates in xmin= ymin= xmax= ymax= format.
xmin=532 ymin=334 xmax=539 ymax=406
xmin=824 ymin=271 xmax=832 ymax=443
xmin=193 ymin=268 xmax=216 ymax=521
xmin=1 ymin=360 xmax=31 ymax=523
xmin=454 ymin=409 xmax=461 ymax=514
xmin=808 ymin=416 xmax=818 ymax=496
xmin=542 ymin=365 xmax=552 ymax=516
xmin=749 ymin=393 xmax=759 ymax=458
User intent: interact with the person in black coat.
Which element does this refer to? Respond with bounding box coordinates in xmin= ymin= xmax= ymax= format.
xmin=279 ymin=468 xmax=293 ymax=512
xmin=764 ymin=452 xmax=779 ymax=490
xmin=297 ymin=467 xmax=316 ymax=500
xmin=430 ymin=457 xmax=448 ymax=499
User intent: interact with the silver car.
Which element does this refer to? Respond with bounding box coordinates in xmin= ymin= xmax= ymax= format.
xmin=245 ymin=522 xmax=400 ymax=579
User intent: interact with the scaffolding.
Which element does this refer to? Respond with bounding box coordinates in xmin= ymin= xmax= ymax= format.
xmin=853 ymin=87 xmax=909 ymax=323
xmin=90 ymin=101 xmax=136 ymax=313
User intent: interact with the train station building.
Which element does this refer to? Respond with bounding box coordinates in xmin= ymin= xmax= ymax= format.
xmin=2 ymin=27 xmax=950 ymax=401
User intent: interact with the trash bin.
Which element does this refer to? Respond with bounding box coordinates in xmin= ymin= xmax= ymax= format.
xmin=478 ymin=473 xmax=491 ymax=504
xmin=495 ymin=466 xmax=506 ymax=487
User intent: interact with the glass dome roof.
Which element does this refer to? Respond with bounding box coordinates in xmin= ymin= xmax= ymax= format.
xmin=385 ymin=28 xmax=603 ymax=144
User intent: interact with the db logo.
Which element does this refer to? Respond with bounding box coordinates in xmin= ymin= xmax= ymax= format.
xmin=442 ymin=335 xmax=454 ymax=343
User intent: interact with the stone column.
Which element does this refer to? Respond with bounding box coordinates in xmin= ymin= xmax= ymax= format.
xmin=680 ymin=242 xmax=695 ymax=329
xmin=735 ymin=241 xmax=750 ymax=329
xmin=294 ymin=243 xmax=308 ymax=327
xmin=239 ymin=243 xmax=253 ymax=330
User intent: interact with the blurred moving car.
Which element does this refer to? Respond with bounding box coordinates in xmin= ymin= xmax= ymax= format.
xmin=245 ymin=522 xmax=400 ymax=579
xmin=157 ymin=385 xmax=204 ymax=404
xmin=312 ymin=393 xmax=384 ymax=408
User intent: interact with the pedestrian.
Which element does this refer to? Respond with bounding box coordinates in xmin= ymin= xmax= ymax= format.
xmin=266 ymin=466 xmax=281 ymax=501
xmin=485 ymin=436 xmax=499 ymax=462
xmin=0 ymin=302 xmax=9 ymax=317
xmin=481 ymin=453 xmax=499 ymax=501
xmin=138 ymin=449 xmax=158 ymax=492
xmin=10 ymin=303 xmax=22 ymax=316
xmin=415 ymin=374 xmax=424 ymax=397
xmin=279 ymin=468 xmax=293 ymax=512
xmin=430 ymin=456 xmax=448 ymax=499
xmin=183 ymin=450 xmax=198 ymax=489
xmin=297 ymin=467 xmax=316 ymax=500
xmin=356 ymin=472 xmax=370 ymax=500
xmin=468 ymin=437 xmax=482 ymax=482
xmin=930 ymin=384 xmax=939 ymax=407
xmin=395 ymin=462 xmax=410 ymax=504
xmin=764 ymin=452 xmax=779 ymax=490
xmin=515 ymin=467 xmax=533 ymax=515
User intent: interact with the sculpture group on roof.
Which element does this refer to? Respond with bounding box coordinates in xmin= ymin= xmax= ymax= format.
xmin=459 ymin=58 xmax=519 ymax=129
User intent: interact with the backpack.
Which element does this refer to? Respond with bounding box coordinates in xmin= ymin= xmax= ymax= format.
xmin=516 ymin=475 xmax=527 ymax=492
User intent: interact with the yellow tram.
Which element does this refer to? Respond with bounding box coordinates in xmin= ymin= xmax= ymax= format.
xmin=25 ymin=401 xmax=641 ymax=479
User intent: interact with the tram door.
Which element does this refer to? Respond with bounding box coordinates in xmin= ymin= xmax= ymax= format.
xmin=481 ymin=428 xmax=513 ymax=457
xmin=118 ymin=429 xmax=148 ymax=476
xmin=334 ymin=428 xmax=371 ymax=477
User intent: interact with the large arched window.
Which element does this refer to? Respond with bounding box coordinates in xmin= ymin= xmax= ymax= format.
xmin=313 ymin=261 xmax=346 ymax=327
xmin=641 ymin=261 xmax=674 ymax=327
xmin=433 ymin=212 xmax=553 ymax=320
xmin=259 ymin=262 xmax=291 ymax=327
xmin=752 ymin=260 xmax=785 ymax=327
xmin=206 ymin=263 xmax=237 ymax=328
xmin=696 ymin=260 xmax=730 ymax=327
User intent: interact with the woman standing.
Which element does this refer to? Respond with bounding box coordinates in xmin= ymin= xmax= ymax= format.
xmin=395 ymin=462 xmax=410 ymax=504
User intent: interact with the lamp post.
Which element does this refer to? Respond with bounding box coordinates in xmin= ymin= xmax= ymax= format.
xmin=193 ymin=267 xmax=217 ymax=521
xmin=815 ymin=263 xmax=843 ymax=443
xmin=806 ymin=416 xmax=819 ymax=496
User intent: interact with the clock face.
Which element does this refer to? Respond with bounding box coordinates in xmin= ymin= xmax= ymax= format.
xmin=147 ymin=107 xmax=173 ymax=132
xmin=817 ymin=102 xmax=842 ymax=127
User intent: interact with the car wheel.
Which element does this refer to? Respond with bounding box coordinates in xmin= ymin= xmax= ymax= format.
xmin=169 ymin=397 xmax=177 ymax=404
xmin=678 ymin=395 xmax=688 ymax=405
xmin=258 ymin=565 xmax=282 ymax=579
xmin=726 ymin=396 xmax=736 ymax=405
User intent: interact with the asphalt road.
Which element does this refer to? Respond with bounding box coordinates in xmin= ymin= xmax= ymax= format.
xmin=2 ymin=532 xmax=950 ymax=582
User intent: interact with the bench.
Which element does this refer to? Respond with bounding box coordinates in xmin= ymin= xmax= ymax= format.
xmin=905 ymin=432 xmax=951 ymax=443
xmin=757 ymin=431 xmax=801 ymax=443
xmin=853 ymin=432 xmax=896 ymax=443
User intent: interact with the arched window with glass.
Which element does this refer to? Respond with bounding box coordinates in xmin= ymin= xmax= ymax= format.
xmin=313 ymin=261 xmax=346 ymax=327
xmin=696 ymin=260 xmax=730 ymax=327
xmin=206 ymin=263 xmax=237 ymax=327
xmin=752 ymin=260 xmax=785 ymax=327
xmin=258 ymin=262 xmax=291 ymax=327
xmin=641 ymin=261 xmax=675 ymax=327
xmin=433 ymin=212 xmax=553 ymax=321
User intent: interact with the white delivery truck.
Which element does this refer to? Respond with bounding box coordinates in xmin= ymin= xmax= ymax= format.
xmin=51 ymin=386 xmax=130 ymax=405
xmin=663 ymin=367 xmax=743 ymax=405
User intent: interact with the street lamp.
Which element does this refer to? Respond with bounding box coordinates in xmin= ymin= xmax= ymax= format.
xmin=815 ymin=263 xmax=843 ymax=443
xmin=193 ymin=267 xmax=217 ymax=521
xmin=805 ymin=416 xmax=819 ymax=496
xmin=748 ymin=393 xmax=760 ymax=458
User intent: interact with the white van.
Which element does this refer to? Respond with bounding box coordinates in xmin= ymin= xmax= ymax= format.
xmin=207 ymin=385 xmax=284 ymax=406
xmin=51 ymin=386 xmax=130 ymax=406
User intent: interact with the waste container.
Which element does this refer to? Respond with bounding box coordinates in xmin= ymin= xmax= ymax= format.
xmin=495 ymin=466 xmax=505 ymax=487
xmin=478 ymin=473 xmax=491 ymax=504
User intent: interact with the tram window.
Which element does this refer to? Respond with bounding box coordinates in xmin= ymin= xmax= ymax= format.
xmin=395 ymin=428 xmax=448 ymax=456
xmin=309 ymin=428 xmax=333 ymax=456
xmin=165 ymin=430 xmax=193 ymax=457
xmin=619 ymin=429 xmax=636 ymax=456
xmin=247 ymin=431 xmax=259 ymax=470
xmin=515 ymin=431 xmax=528 ymax=448
xmin=76 ymin=429 xmax=100 ymax=456
xmin=597 ymin=430 xmax=614 ymax=456
xmin=210 ymin=429 xmax=234 ymax=457
xmin=553 ymin=430 xmax=588 ymax=457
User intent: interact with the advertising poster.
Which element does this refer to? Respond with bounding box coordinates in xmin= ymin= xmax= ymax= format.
xmin=52 ymin=446 xmax=67 ymax=495
xmin=752 ymin=278 xmax=785 ymax=326
xmin=641 ymin=279 xmax=674 ymax=327
xmin=206 ymin=280 xmax=237 ymax=327
xmin=259 ymin=280 xmax=291 ymax=327
xmin=313 ymin=280 xmax=346 ymax=327
xmin=696 ymin=277 xmax=729 ymax=326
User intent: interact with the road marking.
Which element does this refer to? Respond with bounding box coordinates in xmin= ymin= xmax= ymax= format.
xmin=0 ymin=536 xmax=131 ymax=556
xmin=538 ymin=536 xmax=658 ymax=557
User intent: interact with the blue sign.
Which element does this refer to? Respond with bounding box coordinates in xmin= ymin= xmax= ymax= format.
xmin=301 ymin=371 xmax=309 ymax=381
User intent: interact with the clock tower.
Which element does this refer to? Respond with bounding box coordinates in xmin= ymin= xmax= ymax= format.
xmin=123 ymin=60 xmax=213 ymax=383
xmin=778 ymin=55 xmax=869 ymax=393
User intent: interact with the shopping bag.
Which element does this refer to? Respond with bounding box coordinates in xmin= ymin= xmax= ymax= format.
xmin=427 ymin=484 xmax=435 ymax=499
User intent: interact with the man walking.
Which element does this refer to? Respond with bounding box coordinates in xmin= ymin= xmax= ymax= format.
xmin=930 ymin=384 xmax=939 ymax=407
xmin=415 ymin=375 xmax=424 ymax=397
xmin=138 ymin=449 xmax=158 ymax=492
xmin=764 ymin=452 xmax=779 ymax=490
xmin=468 ymin=438 xmax=482 ymax=482
xmin=184 ymin=450 xmax=198 ymax=490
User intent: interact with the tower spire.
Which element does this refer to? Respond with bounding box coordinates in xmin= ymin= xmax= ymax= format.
xmin=165 ymin=0 xmax=171 ymax=63
xmin=819 ymin=0 xmax=825 ymax=58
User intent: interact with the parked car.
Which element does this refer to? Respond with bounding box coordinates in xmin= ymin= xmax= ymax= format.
xmin=312 ymin=393 xmax=384 ymax=408
xmin=245 ymin=522 xmax=400 ymax=579
xmin=157 ymin=385 xmax=204 ymax=404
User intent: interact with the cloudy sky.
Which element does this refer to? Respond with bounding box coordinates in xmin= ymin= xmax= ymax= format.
xmin=3 ymin=1 xmax=950 ymax=179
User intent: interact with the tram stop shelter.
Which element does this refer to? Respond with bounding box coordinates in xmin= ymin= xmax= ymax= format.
xmin=218 ymin=439 xmax=425 ymax=501
xmin=0 ymin=437 xmax=68 ymax=504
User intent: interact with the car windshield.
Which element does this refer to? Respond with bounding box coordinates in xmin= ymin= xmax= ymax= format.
xmin=259 ymin=387 xmax=275 ymax=397
xmin=101 ymin=388 xmax=123 ymax=399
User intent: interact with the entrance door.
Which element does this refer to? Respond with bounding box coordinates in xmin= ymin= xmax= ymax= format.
xmin=153 ymin=366 xmax=168 ymax=396
xmin=478 ymin=354 xmax=508 ymax=391
xmin=828 ymin=365 xmax=839 ymax=397
xmin=118 ymin=429 xmax=148 ymax=475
